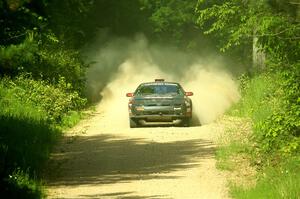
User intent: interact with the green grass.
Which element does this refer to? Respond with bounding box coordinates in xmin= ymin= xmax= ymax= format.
xmin=0 ymin=97 xmax=59 ymax=198
xmin=228 ymin=74 xmax=279 ymax=123
xmin=216 ymin=142 xmax=248 ymax=171
xmin=221 ymin=72 xmax=300 ymax=199
xmin=60 ymin=110 xmax=82 ymax=129
xmin=231 ymin=158 xmax=300 ymax=199
xmin=5 ymin=169 xmax=44 ymax=199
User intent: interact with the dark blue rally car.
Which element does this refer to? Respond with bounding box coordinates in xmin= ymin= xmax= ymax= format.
xmin=126 ymin=79 xmax=193 ymax=128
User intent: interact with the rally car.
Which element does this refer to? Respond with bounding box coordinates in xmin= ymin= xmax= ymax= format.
xmin=126 ymin=79 xmax=193 ymax=128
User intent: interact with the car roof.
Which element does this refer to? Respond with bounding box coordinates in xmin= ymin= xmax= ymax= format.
xmin=139 ymin=81 xmax=180 ymax=86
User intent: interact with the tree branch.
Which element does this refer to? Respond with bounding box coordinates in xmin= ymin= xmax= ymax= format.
xmin=4 ymin=32 xmax=27 ymax=42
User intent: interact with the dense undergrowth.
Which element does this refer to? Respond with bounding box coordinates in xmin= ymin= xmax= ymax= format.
xmin=220 ymin=62 xmax=300 ymax=198
xmin=0 ymin=2 xmax=90 ymax=196
xmin=0 ymin=75 xmax=87 ymax=198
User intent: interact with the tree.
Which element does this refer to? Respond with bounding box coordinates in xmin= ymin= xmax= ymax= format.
xmin=140 ymin=0 xmax=201 ymax=48
xmin=0 ymin=0 xmax=48 ymax=46
xmin=196 ymin=0 xmax=300 ymax=67
xmin=196 ymin=0 xmax=300 ymax=156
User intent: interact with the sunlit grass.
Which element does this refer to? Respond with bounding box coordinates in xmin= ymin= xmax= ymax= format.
xmin=231 ymin=158 xmax=300 ymax=199
xmin=216 ymin=142 xmax=248 ymax=171
xmin=228 ymin=74 xmax=279 ymax=123
xmin=61 ymin=110 xmax=82 ymax=129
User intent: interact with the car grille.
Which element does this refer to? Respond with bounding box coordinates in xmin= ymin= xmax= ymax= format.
xmin=143 ymin=110 xmax=172 ymax=115
xmin=146 ymin=103 xmax=171 ymax=106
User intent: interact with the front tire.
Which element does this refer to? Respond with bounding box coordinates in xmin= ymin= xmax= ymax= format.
xmin=182 ymin=118 xmax=191 ymax=127
xmin=129 ymin=118 xmax=138 ymax=128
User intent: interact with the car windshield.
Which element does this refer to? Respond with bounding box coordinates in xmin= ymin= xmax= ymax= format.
xmin=135 ymin=84 xmax=183 ymax=96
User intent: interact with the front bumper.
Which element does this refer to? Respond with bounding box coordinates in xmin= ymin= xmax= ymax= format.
xmin=138 ymin=119 xmax=182 ymax=126
xmin=130 ymin=114 xmax=191 ymax=126
xmin=128 ymin=104 xmax=192 ymax=126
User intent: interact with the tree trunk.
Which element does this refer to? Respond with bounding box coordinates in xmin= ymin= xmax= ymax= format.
xmin=252 ymin=35 xmax=266 ymax=71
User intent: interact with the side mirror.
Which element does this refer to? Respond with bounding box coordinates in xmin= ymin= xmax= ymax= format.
xmin=126 ymin=93 xmax=134 ymax=97
xmin=185 ymin=92 xmax=193 ymax=96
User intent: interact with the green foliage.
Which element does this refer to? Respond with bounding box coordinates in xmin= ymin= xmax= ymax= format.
xmin=36 ymin=45 xmax=87 ymax=91
xmin=255 ymin=63 xmax=300 ymax=157
xmin=196 ymin=0 xmax=244 ymax=46
xmin=229 ymin=73 xmax=278 ymax=121
xmin=198 ymin=0 xmax=299 ymax=160
xmin=196 ymin=0 xmax=300 ymax=59
xmin=0 ymin=32 xmax=88 ymax=94
xmin=140 ymin=0 xmax=201 ymax=48
xmin=227 ymin=69 xmax=300 ymax=198
xmin=0 ymin=1 xmax=92 ymax=198
xmin=46 ymin=0 xmax=152 ymax=48
xmin=230 ymin=69 xmax=299 ymax=157
xmin=0 ymin=79 xmax=45 ymax=120
xmin=0 ymin=1 xmax=88 ymax=95
xmin=0 ymin=78 xmax=58 ymax=170
xmin=141 ymin=0 xmax=197 ymax=33
xmin=2 ymin=75 xmax=86 ymax=123
xmin=0 ymin=0 xmax=47 ymax=46
xmin=44 ymin=0 xmax=95 ymax=48
xmin=0 ymin=34 xmax=38 ymax=75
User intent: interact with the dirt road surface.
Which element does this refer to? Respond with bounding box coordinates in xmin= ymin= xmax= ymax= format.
xmin=45 ymin=102 xmax=230 ymax=199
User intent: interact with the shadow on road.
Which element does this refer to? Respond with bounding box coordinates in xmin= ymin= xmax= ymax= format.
xmin=52 ymin=192 xmax=167 ymax=199
xmin=77 ymin=191 xmax=167 ymax=199
xmin=45 ymin=134 xmax=215 ymax=186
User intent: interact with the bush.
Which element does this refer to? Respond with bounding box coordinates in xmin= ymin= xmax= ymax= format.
xmin=255 ymin=63 xmax=300 ymax=158
xmin=0 ymin=32 xmax=88 ymax=95
xmin=0 ymin=35 xmax=38 ymax=76
xmin=36 ymin=46 xmax=87 ymax=93
xmin=2 ymin=74 xmax=87 ymax=123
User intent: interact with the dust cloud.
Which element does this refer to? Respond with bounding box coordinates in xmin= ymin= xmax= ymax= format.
xmin=85 ymin=35 xmax=240 ymax=127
